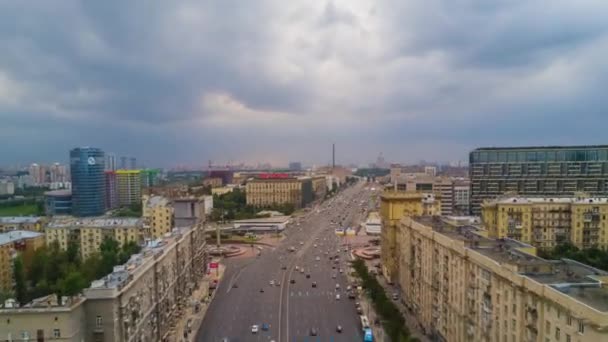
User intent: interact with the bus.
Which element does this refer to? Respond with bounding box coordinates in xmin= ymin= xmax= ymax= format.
xmin=363 ymin=328 xmax=374 ymax=342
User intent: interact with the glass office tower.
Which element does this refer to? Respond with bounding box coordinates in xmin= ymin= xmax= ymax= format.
xmin=70 ymin=147 xmax=106 ymax=217
xmin=469 ymin=145 xmax=608 ymax=215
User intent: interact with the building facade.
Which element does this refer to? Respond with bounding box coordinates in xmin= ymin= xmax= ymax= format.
xmin=45 ymin=217 xmax=143 ymax=260
xmin=379 ymin=191 xmax=441 ymax=282
xmin=246 ymin=175 xmax=313 ymax=209
xmin=142 ymin=195 xmax=174 ymax=238
xmin=104 ymin=171 xmax=119 ymax=210
xmin=0 ymin=180 xmax=15 ymax=195
xmin=202 ymin=177 xmax=223 ymax=188
xmin=0 ymin=225 xmax=208 ymax=342
xmin=470 ymin=145 xmax=608 ymax=215
xmin=0 ymin=231 xmax=45 ymax=292
xmin=115 ymin=170 xmax=141 ymax=207
xmin=140 ymin=169 xmax=161 ymax=187
xmin=0 ymin=217 xmax=45 ymax=233
xmin=482 ymin=196 xmax=608 ymax=250
xmin=312 ymin=176 xmax=327 ymax=200
xmin=453 ymin=181 xmax=471 ymax=215
xmin=70 ymin=147 xmax=106 ymax=217
xmin=394 ymin=216 xmax=608 ymax=342
xmin=44 ymin=189 xmax=72 ymax=216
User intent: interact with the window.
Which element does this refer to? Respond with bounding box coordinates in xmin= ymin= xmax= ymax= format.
xmin=512 ymin=304 xmax=517 ymax=314
xmin=546 ymin=321 xmax=551 ymax=334
xmin=567 ymin=315 xmax=572 ymax=326
xmin=21 ymin=331 xmax=30 ymax=339
xmin=555 ymin=327 xmax=560 ymax=340
xmin=578 ymin=321 xmax=585 ymax=334
xmin=512 ymin=319 xmax=516 ymax=331
xmin=96 ymin=315 xmax=103 ymax=327
xmin=566 ymin=334 xmax=571 ymax=342
xmin=53 ymin=329 xmax=61 ymax=338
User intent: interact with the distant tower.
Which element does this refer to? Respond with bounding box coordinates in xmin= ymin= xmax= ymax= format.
xmin=120 ymin=156 xmax=128 ymax=169
xmin=332 ymin=143 xmax=335 ymax=169
xmin=129 ymin=157 xmax=137 ymax=169
xmin=70 ymin=147 xmax=105 ymax=217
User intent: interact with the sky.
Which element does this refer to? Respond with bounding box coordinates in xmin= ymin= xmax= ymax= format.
xmin=2 ymin=0 xmax=608 ymax=168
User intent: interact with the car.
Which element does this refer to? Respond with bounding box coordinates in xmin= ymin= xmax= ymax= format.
xmin=312 ymin=282 xmax=317 ymax=288
xmin=309 ymin=328 xmax=318 ymax=336
xmin=262 ymin=323 xmax=270 ymax=331
xmin=252 ymin=325 xmax=259 ymax=333
xmin=290 ymin=279 xmax=295 ymax=284
xmin=275 ymin=281 xmax=281 ymax=286
xmin=392 ymin=293 xmax=399 ymax=300
xmin=300 ymin=242 xmax=304 ymax=245
xmin=281 ymin=265 xmax=287 ymax=270
xmin=332 ymin=266 xmax=336 ymax=270
xmin=339 ymin=269 xmax=343 ymax=274
xmin=315 ymin=256 xmax=320 ymax=261
xmin=347 ymin=285 xmax=352 ymax=291
xmin=314 ymin=244 xmax=317 ymax=248
xmin=356 ymin=307 xmax=363 ymax=314
xmin=260 ymin=288 xmax=264 ymax=293
xmin=221 ymin=338 xmax=230 ymax=342
xmin=332 ymin=274 xmax=337 ymax=279
xmin=300 ymin=269 xmax=305 ymax=274
xmin=336 ymin=325 xmax=343 ymax=333
xmin=232 ymin=283 xmax=238 ymax=288
xmin=306 ymin=274 xmax=311 ymax=278
xmin=270 ymin=280 xmax=274 ymax=286
xmin=295 ymin=266 xmax=299 ymax=271
xmin=336 ymin=283 xmax=340 ymax=289
xmin=348 ymin=292 xmax=356 ymax=299
xmin=335 ymin=293 xmax=340 ymax=300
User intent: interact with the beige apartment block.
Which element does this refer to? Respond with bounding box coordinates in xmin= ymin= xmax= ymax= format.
xmin=0 ymin=217 xmax=46 ymax=233
xmin=379 ymin=191 xmax=441 ymax=282
xmin=115 ymin=170 xmax=142 ymax=207
xmin=0 ymin=231 xmax=45 ymax=292
xmin=0 ymin=224 xmax=208 ymax=342
xmin=482 ymin=196 xmax=608 ymax=250
xmin=246 ymin=177 xmax=313 ymax=209
xmin=312 ymin=176 xmax=328 ymax=199
xmin=142 ymin=195 xmax=174 ymax=238
xmin=395 ymin=215 xmax=608 ymax=342
xmin=45 ymin=217 xmax=143 ymax=260
xmin=0 ymin=296 xmax=87 ymax=341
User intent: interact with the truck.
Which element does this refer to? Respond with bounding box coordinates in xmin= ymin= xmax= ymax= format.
xmin=363 ymin=328 xmax=374 ymax=342
xmin=360 ymin=315 xmax=370 ymax=330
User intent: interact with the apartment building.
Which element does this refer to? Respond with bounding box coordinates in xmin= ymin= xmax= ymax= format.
xmin=246 ymin=174 xmax=313 ymax=209
xmin=395 ymin=216 xmax=608 ymax=342
xmin=0 ymin=224 xmax=208 ymax=342
xmin=142 ymin=195 xmax=174 ymax=238
xmin=379 ymin=191 xmax=441 ymax=280
xmin=202 ymin=177 xmax=223 ymax=188
xmin=453 ymin=181 xmax=471 ymax=215
xmin=312 ymin=176 xmax=328 ymax=200
xmin=0 ymin=231 xmax=45 ymax=292
xmin=0 ymin=217 xmax=46 ymax=233
xmin=391 ymin=174 xmax=463 ymax=216
xmin=482 ymin=196 xmax=608 ymax=250
xmin=116 ymin=170 xmax=142 ymax=207
xmin=469 ymin=145 xmax=608 ymax=215
xmin=45 ymin=217 xmax=143 ymax=260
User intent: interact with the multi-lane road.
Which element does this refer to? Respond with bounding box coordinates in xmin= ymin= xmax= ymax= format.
xmin=196 ymin=182 xmax=375 ymax=342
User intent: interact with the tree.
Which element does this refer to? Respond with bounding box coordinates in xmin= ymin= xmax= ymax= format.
xmin=13 ymin=256 xmax=27 ymax=306
xmin=27 ymin=247 xmax=48 ymax=287
xmin=66 ymin=240 xmax=80 ymax=265
xmin=59 ymin=271 xmax=88 ymax=297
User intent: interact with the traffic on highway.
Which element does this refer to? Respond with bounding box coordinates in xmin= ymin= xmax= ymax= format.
xmin=196 ymin=181 xmax=377 ymax=342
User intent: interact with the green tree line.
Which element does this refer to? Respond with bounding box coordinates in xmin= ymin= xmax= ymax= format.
xmin=12 ymin=237 xmax=141 ymax=306
xmin=539 ymin=243 xmax=608 ymax=271
xmin=352 ymin=258 xmax=418 ymax=342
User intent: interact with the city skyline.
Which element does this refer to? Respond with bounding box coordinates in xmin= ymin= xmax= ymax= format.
xmin=2 ymin=1 xmax=608 ymax=166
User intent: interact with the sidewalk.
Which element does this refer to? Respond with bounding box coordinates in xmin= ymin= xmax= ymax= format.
xmin=171 ymin=262 xmax=226 ymax=342
xmin=375 ymin=272 xmax=429 ymax=342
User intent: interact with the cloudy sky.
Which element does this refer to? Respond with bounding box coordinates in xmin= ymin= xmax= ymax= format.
xmin=2 ymin=0 xmax=608 ymax=167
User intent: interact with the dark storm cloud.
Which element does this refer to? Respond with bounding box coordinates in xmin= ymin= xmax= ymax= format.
xmin=1 ymin=0 xmax=608 ymax=165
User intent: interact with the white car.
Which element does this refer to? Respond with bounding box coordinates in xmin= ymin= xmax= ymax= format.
xmin=252 ymin=325 xmax=259 ymax=333
xmin=336 ymin=293 xmax=341 ymax=300
xmin=315 ymin=256 xmax=320 ymax=261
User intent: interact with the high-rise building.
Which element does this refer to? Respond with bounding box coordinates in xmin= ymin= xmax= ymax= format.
xmin=28 ymin=163 xmax=47 ymax=185
xmin=104 ymin=171 xmax=119 ymax=210
xmin=289 ymin=162 xmax=302 ymax=171
xmin=470 ymin=145 xmax=608 ymax=215
xmin=70 ymin=147 xmax=106 ymax=217
xmin=482 ymin=195 xmax=608 ymax=250
xmin=390 ymin=216 xmax=608 ymax=342
xmin=49 ymin=163 xmax=68 ymax=183
xmin=105 ymin=153 xmax=117 ymax=171
xmin=424 ymin=166 xmax=437 ymax=177
xmin=0 ymin=180 xmax=14 ymax=195
xmin=453 ymin=180 xmax=471 ymax=215
xmin=116 ymin=170 xmax=142 ymax=207
xmin=120 ymin=156 xmax=128 ymax=169
xmin=379 ymin=191 xmax=441 ymax=280
xmin=129 ymin=157 xmax=137 ymax=169
xmin=140 ymin=169 xmax=161 ymax=187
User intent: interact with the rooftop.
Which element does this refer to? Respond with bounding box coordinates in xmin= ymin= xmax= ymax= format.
xmin=484 ymin=196 xmax=608 ymax=205
xmin=44 ymin=189 xmax=72 ymax=197
xmin=0 ymin=230 xmax=44 ymax=246
xmin=233 ymin=216 xmax=291 ymax=224
xmin=87 ymin=226 xmax=193 ymax=292
xmin=47 ymin=217 xmax=142 ymax=229
xmin=411 ymin=216 xmax=608 ymax=312
xmin=0 ymin=217 xmax=43 ymax=224
xmin=145 ymin=195 xmax=170 ymax=208
xmin=381 ymin=191 xmax=437 ymax=200
xmin=473 ymin=145 xmax=608 ymax=151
